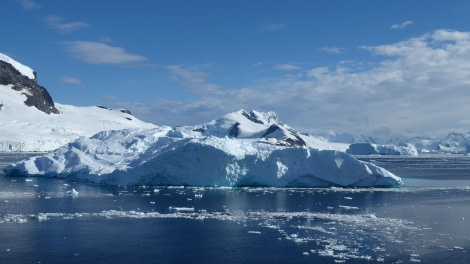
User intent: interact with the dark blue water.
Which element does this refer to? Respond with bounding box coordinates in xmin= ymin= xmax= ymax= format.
xmin=1 ymin=153 xmax=470 ymax=263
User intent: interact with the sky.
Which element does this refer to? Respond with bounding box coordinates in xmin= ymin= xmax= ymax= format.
xmin=2 ymin=0 xmax=470 ymax=138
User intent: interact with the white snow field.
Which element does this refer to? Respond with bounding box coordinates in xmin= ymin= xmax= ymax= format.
xmin=4 ymin=110 xmax=403 ymax=187
xmin=0 ymin=86 xmax=156 ymax=152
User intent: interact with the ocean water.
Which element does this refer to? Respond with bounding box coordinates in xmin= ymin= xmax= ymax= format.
xmin=1 ymin=153 xmax=470 ymax=264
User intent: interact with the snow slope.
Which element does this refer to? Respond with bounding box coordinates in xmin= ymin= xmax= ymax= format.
xmin=0 ymin=84 xmax=155 ymax=151
xmin=4 ymin=110 xmax=402 ymax=187
xmin=0 ymin=52 xmax=156 ymax=152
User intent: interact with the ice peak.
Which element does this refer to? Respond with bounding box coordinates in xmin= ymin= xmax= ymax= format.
xmin=245 ymin=110 xmax=279 ymax=125
xmin=231 ymin=109 xmax=280 ymax=125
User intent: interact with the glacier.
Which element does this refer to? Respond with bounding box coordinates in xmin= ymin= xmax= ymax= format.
xmin=4 ymin=110 xmax=403 ymax=187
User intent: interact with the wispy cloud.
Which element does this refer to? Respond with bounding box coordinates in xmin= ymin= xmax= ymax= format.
xmin=59 ymin=76 xmax=85 ymax=86
xmin=390 ymin=20 xmax=413 ymax=30
xmin=15 ymin=0 xmax=40 ymax=10
xmin=321 ymin=47 xmax=345 ymax=54
xmin=64 ymin=41 xmax=148 ymax=65
xmin=260 ymin=23 xmax=286 ymax=32
xmin=273 ymin=64 xmax=302 ymax=71
xmin=98 ymin=36 xmax=114 ymax=43
xmin=43 ymin=16 xmax=89 ymax=34
xmin=130 ymin=29 xmax=470 ymax=137
xmin=166 ymin=65 xmax=220 ymax=94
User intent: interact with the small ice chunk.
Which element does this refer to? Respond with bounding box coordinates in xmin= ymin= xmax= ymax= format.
xmin=338 ymin=205 xmax=359 ymax=210
xmin=168 ymin=206 xmax=194 ymax=212
xmin=66 ymin=188 xmax=79 ymax=197
xmin=37 ymin=213 xmax=48 ymax=222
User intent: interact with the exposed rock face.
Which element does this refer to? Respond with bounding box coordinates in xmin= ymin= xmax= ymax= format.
xmin=262 ymin=124 xmax=307 ymax=147
xmin=228 ymin=122 xmax=240 ymax=137
xmin=0 ymin=60 xmax=59 ymax=114
xmin=241 ymin=110 xmax=264 ymax=124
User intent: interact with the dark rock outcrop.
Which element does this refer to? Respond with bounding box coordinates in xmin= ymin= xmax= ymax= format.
xmin=228 ymin=122 xmax=240 ymax=137
xmin=241 ymin=110 xmax=264 ymax=124
xmin=262 ymin=124 xmax=306 ymax=147
xmin=120 ymin=109 xmax=132 ymax=115
xmin=0 ymin=60 xmax=59 ymax=114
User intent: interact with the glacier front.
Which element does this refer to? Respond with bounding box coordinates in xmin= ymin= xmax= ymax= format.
xmin=4 ymin=110 xmax=403 ymax=187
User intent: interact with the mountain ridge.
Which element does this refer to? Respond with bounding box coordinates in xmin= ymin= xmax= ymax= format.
xmin=0 ymin=58 xmax=59 ymax=114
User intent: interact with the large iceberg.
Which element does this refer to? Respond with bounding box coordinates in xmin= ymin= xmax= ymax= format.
xmin=4 ymin=110 xmax=403 ymax=187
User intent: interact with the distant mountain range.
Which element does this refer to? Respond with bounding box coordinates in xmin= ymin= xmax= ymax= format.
xmin=324 ymin=131 xmax=470 ymax=154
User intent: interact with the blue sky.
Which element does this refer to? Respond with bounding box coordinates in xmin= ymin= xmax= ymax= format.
xmin=3 ymin=0 xmax=470 ymax=137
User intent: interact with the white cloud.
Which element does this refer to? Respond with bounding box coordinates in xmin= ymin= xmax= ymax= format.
xmin=43 ymin=16 xmax=89 ymax=34
xmin=321 ymin=47 xmax=345 ymax=54
xmin=390 ymin=20 xmax=413 ymax=30
xmin=306 ymin=67 xmax=329 ymax=78
xmin=59 ymin=76 xmax=85 ymax=86
xmin=260 ymin=23 xmax=286 ymax=32
xmin=15 ymin=0 xmax=40 ymax=10
xmin=432 ymin=30 xmax=470 ymax=41
xmin=166 ymin=65 xmax=220 ymax=94
xmin=124 ymin=29 xmax=470 ymax=137
xmin=64 ymin=41 xmax=148 ymax=65
xmin=273 ymin=64 xmax=302 ymax=71
xmin=99 ymin=36 xmax=114 ymax=43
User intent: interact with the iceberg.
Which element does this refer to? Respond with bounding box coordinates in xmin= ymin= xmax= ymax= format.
xmin=346 ymin=142 xmax=418 ymax=156
xmin=4 ymin=110 xmax=403 ymax=187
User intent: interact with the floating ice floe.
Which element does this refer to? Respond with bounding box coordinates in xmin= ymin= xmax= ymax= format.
xmin=66 ymin=188 xmax=79 ymax=197
xmin=0 ymin=207 xmax=423 ymax=262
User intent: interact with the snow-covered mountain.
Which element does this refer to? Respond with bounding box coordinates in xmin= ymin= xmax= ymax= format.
xmin=0 ymin=52 xmax=156 ymax=152
xmin=4 ymin=109 xmax=402 ymax=187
